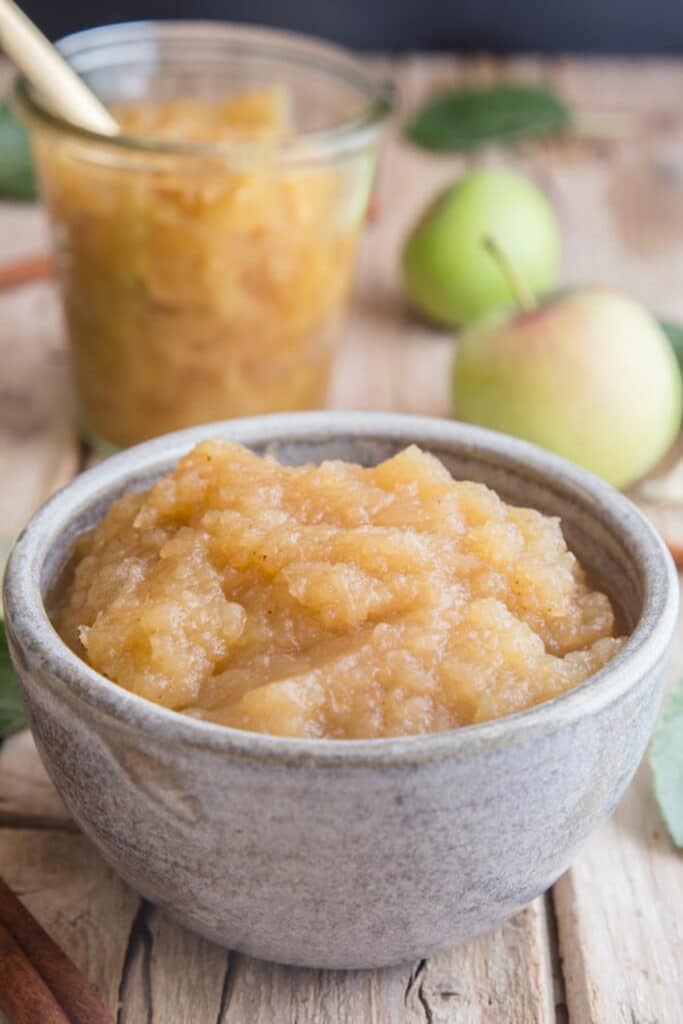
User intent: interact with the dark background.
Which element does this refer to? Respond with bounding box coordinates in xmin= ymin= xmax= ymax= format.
xmin=20 ymin=0 xmax=683 ymax=53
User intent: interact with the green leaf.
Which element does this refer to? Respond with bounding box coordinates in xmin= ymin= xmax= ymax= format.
xmin=659 ymin=319 xmax=683 ymax=375
xmin=0 ymin=619 xmax=27 ymax=738
xmin=650 ymin=675 xmax=683 ymax=848
xmin=0 ymin=102 xmax=37 ymax=200
xmin=405 ymin=83 xmax=571 ymax=153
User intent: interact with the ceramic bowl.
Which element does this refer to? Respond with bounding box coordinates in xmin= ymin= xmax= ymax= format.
xmin=3 ymin=412 xmax=679 ymax=969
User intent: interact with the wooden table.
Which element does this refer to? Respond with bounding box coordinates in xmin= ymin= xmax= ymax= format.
xmin=1 ymin=55 xmax=683 ymax=1023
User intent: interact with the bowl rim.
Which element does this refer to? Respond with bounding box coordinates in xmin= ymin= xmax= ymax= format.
xmin=3 ymin=411 xmax=679 ymax=767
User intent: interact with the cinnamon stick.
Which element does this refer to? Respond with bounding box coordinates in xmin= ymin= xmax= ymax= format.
xmin=0 ymin=874 xmax=114 ymax=1024
xmin=0 ymin=252 xmax=53 ymax=289
xmin=0 ymin=919 xmax=71 ymax=1024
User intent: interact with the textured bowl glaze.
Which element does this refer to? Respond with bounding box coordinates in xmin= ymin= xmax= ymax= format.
xmin=3 ymin=412 xmax=679 ymax=968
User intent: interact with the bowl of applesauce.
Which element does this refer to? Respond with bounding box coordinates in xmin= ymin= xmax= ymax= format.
xmin=14 ymin=23 xmax=393 ymax=452
xmin=3 ymin=413 xmax=679 ymax=967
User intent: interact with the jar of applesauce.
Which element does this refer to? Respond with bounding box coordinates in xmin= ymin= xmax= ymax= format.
xmin=15 ymin=23 xmax=392 ymax=451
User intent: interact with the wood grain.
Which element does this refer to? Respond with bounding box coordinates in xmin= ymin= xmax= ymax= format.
xmin=117 ymin=896 xmax=555 ymax=1023
xmin=554 ymin=766 xmax=683 ymax=1024
xmin=1 ymin=54 xmax=683 ymax=1022
xmin=552 ymin=589 xmax=683 ymax=1023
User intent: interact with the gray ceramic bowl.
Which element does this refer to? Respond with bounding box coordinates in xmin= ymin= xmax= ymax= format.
xmin=3 ymin=412 xmax=679 ymax=969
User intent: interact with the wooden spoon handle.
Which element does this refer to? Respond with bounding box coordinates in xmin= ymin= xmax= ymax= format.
xmin=0 ymin=0 xmax=118 ymax=134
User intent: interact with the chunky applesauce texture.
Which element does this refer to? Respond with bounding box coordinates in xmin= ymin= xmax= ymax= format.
xmin=34 ymin=89 xmax=363 ymax=449
xmin=55 ymin=441 xmax=625 ymax=739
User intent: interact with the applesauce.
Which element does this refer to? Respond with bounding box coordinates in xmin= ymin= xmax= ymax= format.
xmin=54 ymin=441 xmax=625 ymax=739
xmin=17 ymin=24 xmax=392 ymax=451
xmin=32 ymin=90 xmax=362 ymax=449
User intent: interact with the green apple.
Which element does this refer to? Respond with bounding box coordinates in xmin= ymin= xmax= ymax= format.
xmin=402 ymin=168 xmax=559 ymax=327
xmin=452 ymin=289 xmax=683 ymax=488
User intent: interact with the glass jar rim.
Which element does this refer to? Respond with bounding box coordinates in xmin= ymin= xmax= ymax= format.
xmin=14 ymin=20 xmax=395 ymax=163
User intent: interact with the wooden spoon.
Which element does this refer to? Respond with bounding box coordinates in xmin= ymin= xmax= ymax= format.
xmin=0 ymin=0 xmax=118 ymax=134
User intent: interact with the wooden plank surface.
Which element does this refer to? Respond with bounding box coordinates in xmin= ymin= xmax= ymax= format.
xmin=0 ymin=60 xmax=78 ymax=583
xmin=0 ymin=201 xmax=78 ymax=589
xmin=1 ymin=54 xmax=683 ymax=1023
xmin=0 ymin=730 xmax=69 ymax=829
xmin=116 ymin=896 xmax=554 ymax=1024
xmin=0 ymin=831 xmax=140 ymax=1013
xmin=553 ymin=603 xmax=683 ymax=1024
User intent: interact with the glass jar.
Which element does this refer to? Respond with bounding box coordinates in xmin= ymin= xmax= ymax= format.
xmin=15 ymin=22 xmax=393 ymax=451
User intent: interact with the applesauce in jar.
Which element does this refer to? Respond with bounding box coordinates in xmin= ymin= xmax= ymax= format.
xmin=17 ymin=23 xmax=392 ymax=450
xmin=54 ymin=441 xmax=625 ymax=740
xmin=32 ymin=89 xmax=364 ymax=449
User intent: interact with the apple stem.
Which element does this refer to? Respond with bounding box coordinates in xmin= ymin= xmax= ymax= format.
xmin=482 ymin=235 xmax=537 ymax=314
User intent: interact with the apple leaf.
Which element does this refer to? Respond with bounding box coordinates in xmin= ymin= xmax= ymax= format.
xmin=0 ymin=619 xmax=27 ymax=739
xmin=0 ymin=102 xmax=37 ymax=200
xmin=650 ymin=675 xmax=683 ymax=848
xmin=659 ymin=319 xmax=683 ymax=375
xmin=406 ymin=83 xmax=571 ymax=153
